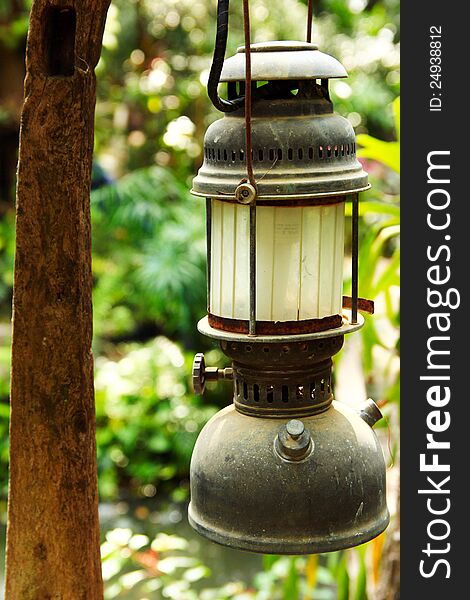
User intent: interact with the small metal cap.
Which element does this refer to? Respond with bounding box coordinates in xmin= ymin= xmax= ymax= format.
xmin=286 ymin=419 xmax=305 ymax=439
xmin=235 ymin=182 xmax=257 ymax=204
xmin=358 ymin=398 xmax=383 ymax=428
xmin=275 ymin=419 xmax=313 ymax=461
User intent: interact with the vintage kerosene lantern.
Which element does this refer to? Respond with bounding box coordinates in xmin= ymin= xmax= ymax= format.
xmin=188 ymin=0 xmax=389 ymax=554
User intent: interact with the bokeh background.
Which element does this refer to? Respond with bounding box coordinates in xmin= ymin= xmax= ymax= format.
xmin=0 ymin=0 xmax=399 ymax=598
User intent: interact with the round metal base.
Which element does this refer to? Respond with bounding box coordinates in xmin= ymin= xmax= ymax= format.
xmin=189 ymin=403 xmax=389 ymax=555
xmin=188 ymin=505 xmax=389 ymax=555
xmin=197 ymin=310 xmax=364 ymax=343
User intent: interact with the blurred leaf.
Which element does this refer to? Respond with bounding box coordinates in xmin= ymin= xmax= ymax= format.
xmin=283 ymin=557 xmax=299 ymax=600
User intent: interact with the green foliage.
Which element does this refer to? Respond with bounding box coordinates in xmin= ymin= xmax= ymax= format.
xmin=101 ymin=529 xmax=210 ymax=599
xmin=100 ymin=535 xmax=383 ymax=600
xmin=0 ymin=1 xmax=31 ymax=49
xmin=357 ymin=98 xmax=400 ymax=172
xmin=345 ymin=97 xmax=401 ymax=411
xmin=94 ymin=336 xmax=218 ymax=499
xmin=0 ymin=211 xmax=15 ymax=308
xmin=90 ymin=166 xmax=207 ymax=345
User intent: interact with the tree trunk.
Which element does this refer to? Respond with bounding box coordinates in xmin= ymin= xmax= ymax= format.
xmin=5 ymin=1 xmax=110 ymax=598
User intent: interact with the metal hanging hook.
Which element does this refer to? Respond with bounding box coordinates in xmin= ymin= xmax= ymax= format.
xmin=207 ymin=0 xmax=245 ymax=112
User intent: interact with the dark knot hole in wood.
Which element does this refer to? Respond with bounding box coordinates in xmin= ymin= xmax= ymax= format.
xmin=44 ymin=7 xmax=77 ymax=76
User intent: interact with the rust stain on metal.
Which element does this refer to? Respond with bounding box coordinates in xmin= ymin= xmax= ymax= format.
xmin=342 ymin=296 xmax=375 ymax=315
xmin=208 ymin=313 xmax=343 ymax=335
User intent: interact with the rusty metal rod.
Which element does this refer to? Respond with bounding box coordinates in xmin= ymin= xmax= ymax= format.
xmin=242 ymin=0 xmax=255 ymax=188
xmin=351 ymin=194 xmax=359 ymax=324
xmin=306 ymin=0 xmax=313 ymax=43
xmin=206 ymin=197 xmax=212 ymax=312
xmin=242 ymin=0 xmax=257 ymax=335
xmin=249 ymin=203 xmax=257 ymax=335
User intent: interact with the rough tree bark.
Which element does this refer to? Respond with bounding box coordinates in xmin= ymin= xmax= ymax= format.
xmin=5 ymin=1 xmax=110 ymax=598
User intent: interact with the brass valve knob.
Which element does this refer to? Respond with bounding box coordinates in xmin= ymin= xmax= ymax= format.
xmin=192 ymin=352 xmax=233 ymax=395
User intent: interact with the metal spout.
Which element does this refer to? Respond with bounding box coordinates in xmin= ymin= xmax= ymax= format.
xmin=358 ymin=398 xmax=383 ymax=428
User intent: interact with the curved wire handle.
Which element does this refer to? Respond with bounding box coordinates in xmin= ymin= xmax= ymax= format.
xmin=207 ymin=0 xmax=244 ymax=112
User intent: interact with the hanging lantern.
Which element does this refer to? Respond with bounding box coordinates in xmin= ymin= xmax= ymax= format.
xmin=188 ymin=0 xmax=389 ymax=554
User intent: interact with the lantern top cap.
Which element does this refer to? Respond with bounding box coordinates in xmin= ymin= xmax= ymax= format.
xmin=220 ymin=40 xmax=348 ymax=82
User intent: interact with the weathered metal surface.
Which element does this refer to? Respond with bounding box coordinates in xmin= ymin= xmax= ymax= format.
xmin=342 ymin=295 xmax=375 ymax=315
xmin=220 ymin=41 xmax=347 ymax=81
xmin=223 ymin=336 xmax=343 ymax=417
xmin=188 ymin=401 xmax=389 ymax=554
xmin=192 ymin=91 xmax=368 ymax=200
xmin=205 ymin=198 xmax=211 ymax=312
xmin=198 ymin=311 xmax=364 ymax=343
xmin=358 ymin=398 xmax=383 ymax=428
xmin=351 ymin=193 xmax=359 ymax=323
xmin=208 ymin=313 xmax=343 ymax=335
xmin=249 ymin=204 xmax=257 ymax=335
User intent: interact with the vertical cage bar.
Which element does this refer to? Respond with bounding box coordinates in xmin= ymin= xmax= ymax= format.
xmin=249 ymin=204 xmax=257 ymax=334
xmin=351 ymin=194 xmax=359 ymax=324
xmin=206 ymin=198 xmax=212 ymax=312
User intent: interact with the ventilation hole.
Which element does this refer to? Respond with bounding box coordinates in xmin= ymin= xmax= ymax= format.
xmin=258 ymin=149 xmax=264 ymax=161
xmin=251 ymin=148 xmax=254 ymax=159
xmin=319 ymin=342 xmax=324 ymax=349
xmin=296 ymin=386 xmax=304 ymax=399
xmin=269 ymin=149 xmax=275 ymax=161
xmin=232 ymin=150 xmax=236 ymax=161
xmin=254 ymin=384 xmax=260 ymax=402
xmin=327 ymin=146 xmax=332 ymax=158
xmin=277 ymin=148 xmax=283 ymax=160
xmin=282 ymin=346 xmax=290 ymax=353
xmin=267 ymin=386 xmax=274 ymax=403
xmin=310 ymin=383 xmax=315 ymax=400
xmin=320 ymin=379 xmax=325 ymax=391
xmin=245 ymin=345 xmax=252 ymax=352
xmin=334 ymin=146 xmax=339 ymax=157
xmin=346 ymin=144 xmax=350 ymax=155
xmin=299 ymin=343 xmax=308 ymax=352
xmin=288 ymin=148 xmax=293 ymax=160
xmin=223 ymin=149 xmax=228 ymax=161
xmin=263 ymin=347 xmax=270 ymax=353
xmin=243 ymin=382 xmax=248 ymax=400
xmin=282 ymin=386 xmax=289 ymax=403
xmin=327 ymin=378 xmax=331 ymax=392
xmin=341 ymin=144 xmax=345 ymax=156
xmin=217 ymin=149 xmax=221 ymax=160
xmin=298 ymin=148 xmax=303 ymax=160
xmin=309 ymin=147 xmax=314 ymax=159
xmin=353 ymin=142 xmax=356 ymax=153
xmin=240 ymin=149 xmax=244 ymax=160
xmin=318 ymin=146 xmax=323 ymax=159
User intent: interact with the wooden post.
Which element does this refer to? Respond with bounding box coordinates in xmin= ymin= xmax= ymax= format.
xmin=5 ymin=1 xmax=110 ymax=598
